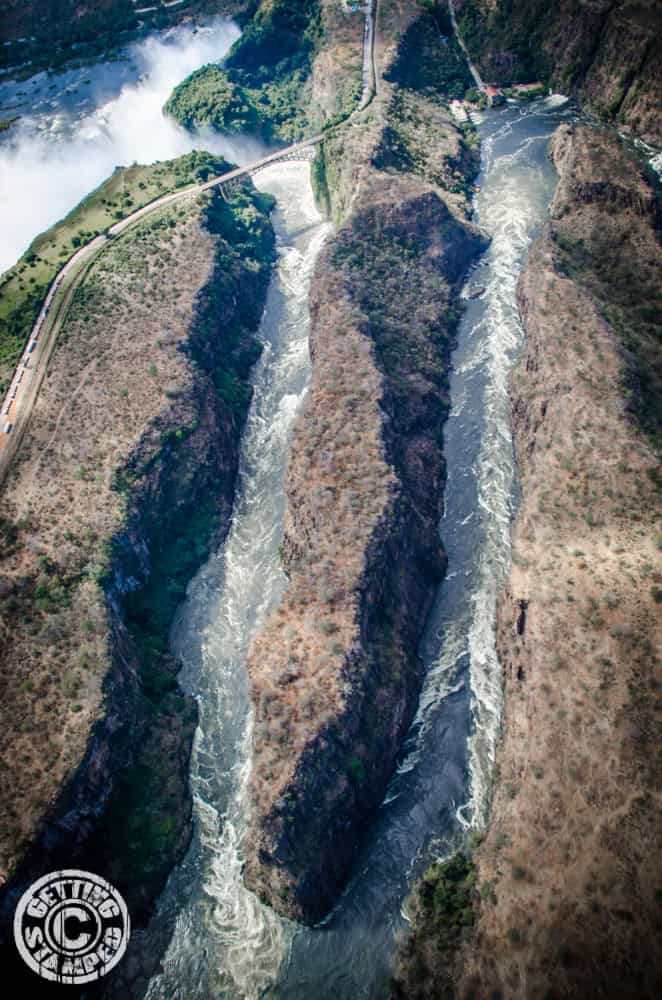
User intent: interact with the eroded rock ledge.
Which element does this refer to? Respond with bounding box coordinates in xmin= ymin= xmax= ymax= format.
xmin=244 ymin=83 xmax=486 ymax=922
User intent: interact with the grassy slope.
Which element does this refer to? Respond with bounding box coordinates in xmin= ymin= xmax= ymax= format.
xmin=456 ymin=0 xmax=553 ymax=84
xmin=0 ymin=168 xmax=275 ymax=904
xmin=241 ymin=0 xmax=487 ymax=924
xmin=0 ymin=151 xmax=226 ymax=396
xmin=385 ymin=3 xmax=473 ymax=99
xmin=313 ymin=2 xmax=478 ymax=222
xmin=455 ymin=126 xmax=662 ymax=999
xmin=374 ymin=4 xmax=476 ymax=202
xmin=553 ymin=191 xmax=662 ymax=452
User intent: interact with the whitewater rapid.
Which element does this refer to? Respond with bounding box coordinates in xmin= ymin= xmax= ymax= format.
xmin=138 ymin=96 xmax=578 ymax=1000
xmin=454 ymin=97 xmax=573 ymax=828
xmin=1 ymin=32 xmax=585 ymax=994
xmin=143 ymin=161 xmax=331 ymax=1000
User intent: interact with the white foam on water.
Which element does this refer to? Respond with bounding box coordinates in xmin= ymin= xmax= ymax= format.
xmin=145 ymin=162 xmax=331 ymax=1000
xmin=651 ymin=152 xmax=662 ymax=180
xmin=544 ymin=93 xmax=569 ymax=108
xmin=0 ymin=17 xmax=269 ymax=273
xmin=457 ymin=109 xmax=561 ymax=830
xmin=146 ymin=101 xmax=568 ymax=1000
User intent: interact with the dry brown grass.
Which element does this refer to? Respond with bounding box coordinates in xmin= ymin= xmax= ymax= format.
xmin=0 ymin=196 xmax=216 ymax=881
xmin=244 ymin=0 xmax=482 ymax=919
xmin=311 ymin=0 xmax=365 ymax=120
xmin=247 ymin=269 xmax=397 ymax=814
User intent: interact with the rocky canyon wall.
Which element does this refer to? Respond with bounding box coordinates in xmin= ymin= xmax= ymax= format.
xmin=405 ymin=123 xmax=662 ymax=1000
xmin=455 ymin=0 xmax=662 ymax=145
xmin=0 ymin=168 xmax=275 ymax=953
xmin=243 ymin=0 xmax=487 ymax=924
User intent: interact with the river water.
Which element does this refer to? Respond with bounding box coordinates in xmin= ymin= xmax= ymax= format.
xmin=141 ymin=160 xmax=331 ymax=1000
xmin=0 ymin=16 xmax=265 ymax=273
xmin=138 ymin=95 xmax=578 ymax=1000
xmin=0 ymin=14 xmax=654 ymax=997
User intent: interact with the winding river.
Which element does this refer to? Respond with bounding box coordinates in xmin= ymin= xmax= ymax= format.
xmin=2 ymin=22 xmax=581 ymax=1000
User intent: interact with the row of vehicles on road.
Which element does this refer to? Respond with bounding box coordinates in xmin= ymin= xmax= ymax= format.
xmin=0 ymin=268 xmax=58 ymax=436
xmin=2 ymin=333 xmax=41 ymax=434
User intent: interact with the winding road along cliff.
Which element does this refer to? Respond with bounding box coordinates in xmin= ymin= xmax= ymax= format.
xmin=0 ymin=166 xmax=276 ymax=975
xmin=0 ymin=139 xmax=321 ymax=486
xmin=0 ymin=0 xmax=382 ymax=486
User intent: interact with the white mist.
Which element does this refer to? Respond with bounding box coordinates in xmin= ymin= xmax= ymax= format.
xmin=0 ymin=18 xmax=267 ymax=273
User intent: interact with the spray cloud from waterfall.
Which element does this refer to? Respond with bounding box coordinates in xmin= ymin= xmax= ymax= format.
xmin=0 ymin=17 xmax=268 ymax=273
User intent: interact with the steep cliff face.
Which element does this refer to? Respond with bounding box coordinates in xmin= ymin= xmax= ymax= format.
xmin=453 ymin=125 xmax=662 ymax=999
xmin=0 ymin=171 xmax=275 ymax=953
xmin=164 ymin=0 xmax=366 ymax=143
xmin=242 ymin=0 xmax=486 ymax=924
xmin=455 ymin=0 xmax=662 ymax=144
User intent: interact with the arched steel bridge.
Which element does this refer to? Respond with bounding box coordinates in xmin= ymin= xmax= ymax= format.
xmin=0 ymin=135 xmax=324 ymax=482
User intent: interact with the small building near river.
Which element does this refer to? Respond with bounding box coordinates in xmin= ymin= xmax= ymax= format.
xmin=486 ymin=86 xmax=506 ymax=107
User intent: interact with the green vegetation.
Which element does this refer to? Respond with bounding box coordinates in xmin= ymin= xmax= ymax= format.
xmin=0 ymin=150 xmax=227 ymax=396
xmin=115 ymin=181 xmax=275 ymax=701
xmin=225 ymin=0 xmax=321 ymax=77
xmin=1 ymin=0 xmax=138 ymax=75
xmin=331 ymin=201 xmax=478 ymax=422
xmin=368 ymin=5 xmax=478 ymax=202
xmin=164 ymin=64 xmax=261 ymax=134
xmin=93 ymin=182 xmax=275 ymax=917
xmin=191 ymin=186 xmax=277 ymax=410
xmin=0 ymin=0 xmax=242 ymax=77
xmin=503 ymin=83 xmax=547 ymax=102
xmin=392 ymin=853 xmax=476 ymax=1000
xmin=457 ymin=0 xmax=552 ymax=85
xmin=373 ymin=89 xmax=479 ymax=199
xmin=164 ymin=0 xmax=322 ymax=142
xmin=0 ymin=117 xmax=19 ymax=133
xmin=385 ymin=4 xmax=473 ymax=99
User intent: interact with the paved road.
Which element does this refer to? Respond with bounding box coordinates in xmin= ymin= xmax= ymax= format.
xmin=0 ymin=136 xmax=324 ymax=484
xmin=0 ymin=0 xmax=378 ymax=485
xmin=358 ymin=0 xmax=377 ymax=109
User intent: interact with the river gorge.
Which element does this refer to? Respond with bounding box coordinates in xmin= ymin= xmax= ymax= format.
xmin=1 ymin=4 xmax=659 ymax=998
xmin=134 ymin=95 xmax=573 ymax=1000
xmin=0 ymin=16 xmax=262 ymax=273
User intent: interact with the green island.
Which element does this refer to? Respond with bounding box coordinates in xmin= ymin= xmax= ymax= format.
xmin=392 ymin=852 xmax=477 ymax=1000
